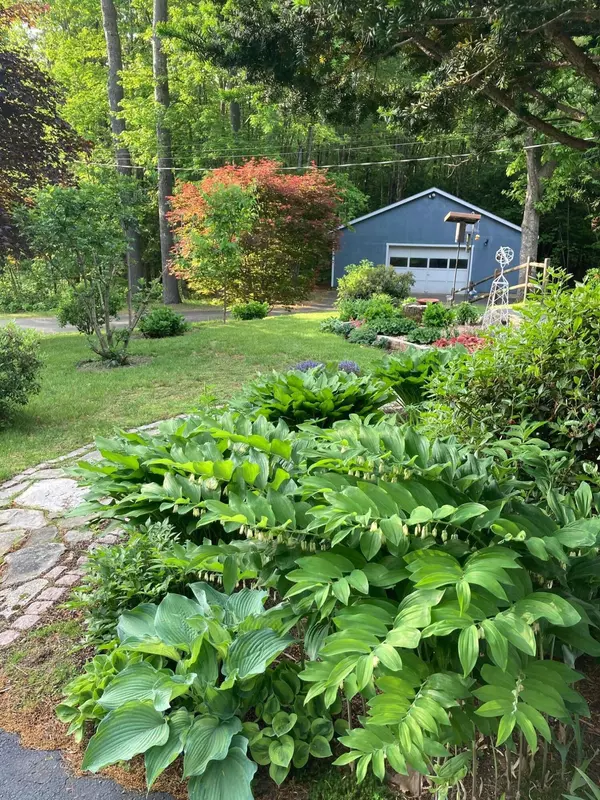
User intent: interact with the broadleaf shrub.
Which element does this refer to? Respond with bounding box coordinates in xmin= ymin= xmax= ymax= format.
xmin=231 ymin=300 xmax=270 ymax=320
xmin=0 ymin=323 xmax=43 ymax=420
xmin=368 ymin=315 xmax=417 ymax=336
xmin=422 ymin=302 xmax=453 ymax=328
xmin=139 ymin=306 xmax=190 ymax=338
xmin=406 ymin=325 xmax=443 ymax=345
xmin=337 ymin=259 xmax=414 ymax=301
xmin=429 ymin=273 xmax=600 ymax=459
xmin=454 ymin=302 xmax=481 ymax=325
xmin=346 ymin=326 xmax=378 ymax=346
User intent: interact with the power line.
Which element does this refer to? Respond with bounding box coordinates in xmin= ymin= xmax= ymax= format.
xmin=76 ymin=135 xmax=593 ymax=173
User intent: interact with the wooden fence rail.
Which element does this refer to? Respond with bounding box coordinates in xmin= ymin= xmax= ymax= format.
xmin=450 ymin=258 xmax=550 ymax=304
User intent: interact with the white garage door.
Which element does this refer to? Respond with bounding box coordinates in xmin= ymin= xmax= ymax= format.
xmin=387 ymin=245 xmax=469 ymax=295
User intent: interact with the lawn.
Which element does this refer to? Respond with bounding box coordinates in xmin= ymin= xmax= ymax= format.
xmin=0 ymin=313 xmax=386 ymax=480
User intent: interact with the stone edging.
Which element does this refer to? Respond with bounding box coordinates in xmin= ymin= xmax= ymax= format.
xmin=0 ymin=418 xmax=177 ymax=648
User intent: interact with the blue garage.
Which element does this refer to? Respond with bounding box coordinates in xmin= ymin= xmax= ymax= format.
xmin=332 ymin=187 xmax=522 ymax=296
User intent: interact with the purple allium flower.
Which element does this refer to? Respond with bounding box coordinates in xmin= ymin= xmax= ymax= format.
xmin=292 ymin=360 xmax=324 ymax=372
xmin=338 ymin=360 xmax=360 ymax=374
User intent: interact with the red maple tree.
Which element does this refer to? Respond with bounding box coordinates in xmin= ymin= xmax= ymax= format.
xmin=168 ymin=159 xmax=341 ymax=306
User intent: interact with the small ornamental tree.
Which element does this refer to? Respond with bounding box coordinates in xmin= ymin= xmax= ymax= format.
xmin=169 ymin=159 xmax=341 ymax=308
xmin=178 ymin=182 xmax=258 ymax=322
xmin=22 ymin=181 xmax=158 ymax=365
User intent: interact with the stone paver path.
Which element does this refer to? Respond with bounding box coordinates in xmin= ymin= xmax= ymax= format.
xmin=0 ymin=421 xmax=164 ymax=647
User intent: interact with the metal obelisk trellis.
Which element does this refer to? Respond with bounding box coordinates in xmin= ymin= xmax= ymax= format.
xmin=482 ymin=246 xmax=514 ymax=327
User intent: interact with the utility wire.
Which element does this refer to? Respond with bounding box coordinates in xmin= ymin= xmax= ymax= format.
xmin=75 ymin=136 xmax=594 ymax=173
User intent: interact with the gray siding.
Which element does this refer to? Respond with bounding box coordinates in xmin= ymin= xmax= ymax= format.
xmin=334 ymin=191 xmax=522 ymax=294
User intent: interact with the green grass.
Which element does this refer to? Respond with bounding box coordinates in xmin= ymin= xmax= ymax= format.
xmin=2 ymin=619 xmax=83 ymax=709
xmin=0 ymin=313 xmax=386 ymax=480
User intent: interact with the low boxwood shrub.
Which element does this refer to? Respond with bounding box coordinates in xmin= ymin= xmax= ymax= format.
xmin=139 ymin=306 xmax=190 ymax=338
xmin=337 ymin=259 xmax=414 ymax=301
xmin=406 ymin=325 xmax=443 ymax=345
xmin=232 ymin=365 xmax=392 ymax=427
xmin=0 ymin=323 xmax=43 ymax=420
xmin=231 ymin=300 xmax=270 ymax=320
xmin=347 ymin=325 xmax=378 ymax=346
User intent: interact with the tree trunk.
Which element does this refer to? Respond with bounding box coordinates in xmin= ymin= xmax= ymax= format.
xmin=229 ymin=100 xmax=241 ymax=133
xmin=519 ymin=132 xmax=557 ymax=293
xmin=100 ymin=0 xmax=144 ymax=296
xmin=152 ymin=0 xmax=179 ymax=305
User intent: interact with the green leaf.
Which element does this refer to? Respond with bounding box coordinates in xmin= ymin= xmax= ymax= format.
xmin=311 ymin=717 xmax=334 ymax=740
xmin=408 ymin=506 xmax=433 ymax=525
xmin=497 ymin=713 xmax=516 ymax=745
xmin=348 ymin=570 xmax=369 ymax=594
xmin=456 ymin=579 xmax=471 ymax=614
xmin=450 ymin=503 xmax=488 ymax=525
xmin=98 ymin=662 xmax=162 ymax=711
xmin=555 ymin=519 xmax=600 ymax=548
xmin=145 ymin=708 xmax=194 ymax=789
xmin=332 ymin=577 xmax=350 ymax=605
xmin=225 ymin=629 xmax=293 ymax=679
xmin=188 ymin=737 xmax=256 ymax=800
xmin=183 ymin=715 xmax=242 ymax=778
xmin=480 ymin=620 xmax=508 ymax=671
xmin=458 ymin=625 xmax=479 ymax=677
xmin=154 ymin=593 xmax=205 ymax=650
xmin=269 ymin=735 xmax=294 ymax=768
xmin=355 ymin=654 xmax=375 ymax=691
xmin=272 ymin=711 xmax=297 ymax=737
xmin=223 ymin=556 xmax=238 ymax=595
xmin=82 ymin=701 xmax=169 ymax=773
xmin=515 ymin=709 xmax=538 ymax=754
xmin=374 ymin=643 xmax=402 ymax=672
xmin=310 ymin=735 xmax=333 ymax=758
xmin=293 ymin=740 xmax=310 ymax=769
xmin=269 ymin=762 xmax=290 ymax=786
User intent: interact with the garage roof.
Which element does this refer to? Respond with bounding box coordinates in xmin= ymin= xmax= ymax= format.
xmin=339 ymin=187 xmax=522 ymax=232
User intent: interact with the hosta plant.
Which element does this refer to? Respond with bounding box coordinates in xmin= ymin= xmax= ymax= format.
xmin=59 ymin=585 xmax=297 ymax=798
xmin=375 ymin=346 xmax=465 ymax=405
xmin=72 ymin=412 xmax=300 ymax=535
xmin=231 ymin=366 xmax=393 ymax=428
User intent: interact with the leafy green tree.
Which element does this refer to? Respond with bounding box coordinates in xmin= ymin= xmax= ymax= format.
xmin=0 ymin=2 xmax=85 ymax=254
xmin=22 ymin=180 xmax=158 ymax=364
xmin=173 ymin=181 xmax=258 ymax=321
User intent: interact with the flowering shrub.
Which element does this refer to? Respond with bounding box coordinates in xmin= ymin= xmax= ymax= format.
xmin=434 ymin=334 xmax=486 ymax=353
